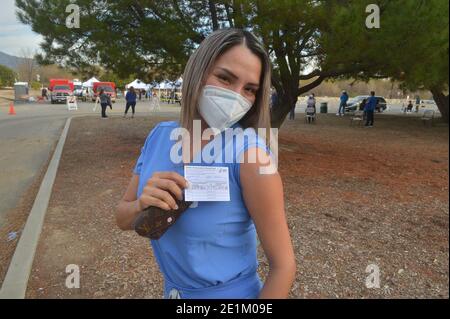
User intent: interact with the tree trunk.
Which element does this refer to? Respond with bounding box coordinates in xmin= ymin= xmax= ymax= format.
xmin=430 ymin=87 xmax=449 ymax=123
xmin=271 ymin=92 xmax=297 ymax=128
xmin=270 ymin=76 xmax=325 ymax=128
xmin=208 ymin=0 xmax=219 ymax=30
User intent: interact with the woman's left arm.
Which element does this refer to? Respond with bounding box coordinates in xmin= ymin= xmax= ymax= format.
xmin=240 ymin=147 xmax=297 ymax=299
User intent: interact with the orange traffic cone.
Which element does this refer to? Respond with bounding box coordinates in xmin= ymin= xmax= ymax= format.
xmin=8 ymin=102 xmax=16 ymax=115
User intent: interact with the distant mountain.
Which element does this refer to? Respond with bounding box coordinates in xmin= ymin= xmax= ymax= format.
xmin=0 ymin=51 xmax=32 ymax=71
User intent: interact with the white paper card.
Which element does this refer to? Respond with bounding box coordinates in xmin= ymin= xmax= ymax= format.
xmin=184 ymin=166 xmax=230 ymax=202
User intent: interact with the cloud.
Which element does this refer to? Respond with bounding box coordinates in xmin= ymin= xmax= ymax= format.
xmin=0 ymin=0 xmax=18 ymax=23
xmin=0 ymin=33 xmax=43 ymax=57
xmin=0 ymin=23 xmax=31 ymax=34
xmin=0 ymin=0 xmax=43 ymax=56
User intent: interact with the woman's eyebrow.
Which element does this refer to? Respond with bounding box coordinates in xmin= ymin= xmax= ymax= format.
xmin=216 ymin=67 xmax=259 ymax=87
xmin=216 ymin=67 xmax=238 ymax=80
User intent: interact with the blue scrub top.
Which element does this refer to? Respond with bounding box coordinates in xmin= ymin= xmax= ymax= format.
xmin=133 ymin=121 xmax=268 ymax=298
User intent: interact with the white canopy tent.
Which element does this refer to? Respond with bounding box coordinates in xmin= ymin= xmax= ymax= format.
xmin=126 ymin=79 xmax=147 ymax=90
xmin=153 ymin=81 xmax=172 ymax=99
xmin=152 ymin=80 xmax=183 ymax=104
xmin=174 ymin=77 xmax=183 ymax=88
xmin=82 ymin=77 xmax=100 ymax=88
xmin=156 ymin=80 xmax=175 ymax=90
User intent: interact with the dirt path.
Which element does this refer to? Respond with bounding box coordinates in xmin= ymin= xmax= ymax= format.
xmin=24 ymin=114 xmax=448 ymax=298
xmin=277 ymin=115 xmax=448 ymax=298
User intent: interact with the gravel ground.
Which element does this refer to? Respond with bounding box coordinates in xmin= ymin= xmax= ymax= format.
xmin=19 ymin=113 xmax=448 ymax=299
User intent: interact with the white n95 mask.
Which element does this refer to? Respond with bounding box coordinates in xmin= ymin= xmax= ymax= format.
xmin=198 ymin=85 xmax=253 ymax=132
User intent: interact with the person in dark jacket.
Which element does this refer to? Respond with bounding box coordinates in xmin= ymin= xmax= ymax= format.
xmin=415 ymin=95 xmax=421 ymax=113
xmin=99 ymin=89 xmax=112 ymax=118
xmin=41 ymin=87 xmax=48 ymax=100
xmin=337 ymin=90 xmax=349 ymax=116
xmin=364 ymin=91 xmax=377 ymax=127
xmin=407 ymin=100 xmax=414 ymax=112
xmin=124 ymin=86 xmax=137 ymax=118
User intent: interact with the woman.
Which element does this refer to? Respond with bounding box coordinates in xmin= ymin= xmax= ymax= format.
xmin=116 ymin=29 xmax=296 ymax=299
xmin=306 ymin=93 xmax=316 ymax=123
xmin=125 ymin=86 xmax=137 ymax=118
xmin=98 ymin=89 xmax=111 ymax=118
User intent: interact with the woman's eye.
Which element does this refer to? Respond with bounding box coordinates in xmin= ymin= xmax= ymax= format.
xmin=245 ymin=88 xmax=257 ymax=95
xmin=217 ymin=75 xmax=230 ymax=83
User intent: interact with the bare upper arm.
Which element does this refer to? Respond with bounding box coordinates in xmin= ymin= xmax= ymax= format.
xmin=122 ymin=174 xmax=140 ymax=202
xmin=240 ymin=147 xmax=295 ymax=269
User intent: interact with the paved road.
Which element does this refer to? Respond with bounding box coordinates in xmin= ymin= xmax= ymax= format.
xmin=0 ymin=115 xmax=66 ymax=226
xmin=0 ymin=99 xmax=180 ymax=227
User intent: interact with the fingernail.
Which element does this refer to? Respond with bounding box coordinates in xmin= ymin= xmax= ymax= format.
xmin=174 ymin=205 xmax=179 ymax=210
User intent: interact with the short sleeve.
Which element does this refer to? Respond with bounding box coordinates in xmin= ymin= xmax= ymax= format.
xmin=233 ymin=127 xmax=274 ymax=186
xmin=132 ymin=123 xmax=162 ymax=175
xmin=133 ymin=146 xmax=145 ymax=175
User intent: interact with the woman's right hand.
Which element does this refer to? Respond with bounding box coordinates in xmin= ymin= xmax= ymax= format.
xmin=137 ymin=172 xmax=188 ymax=212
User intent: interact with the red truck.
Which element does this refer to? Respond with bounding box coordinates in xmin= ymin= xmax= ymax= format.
xmin=49 ymin=79 xmax=74 ymax=104
xmin=92 ymin=82 xmax=116 ymax=103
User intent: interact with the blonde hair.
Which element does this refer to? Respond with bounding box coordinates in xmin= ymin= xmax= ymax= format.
xmin=180 ymin=28 xmax=272 ymax=141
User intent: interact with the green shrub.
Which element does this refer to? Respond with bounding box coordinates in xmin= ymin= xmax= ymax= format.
xmin=0 ymin=65 xmax=16 ymax=88
xmin=31 ymin=81 xmax=42 ymax=90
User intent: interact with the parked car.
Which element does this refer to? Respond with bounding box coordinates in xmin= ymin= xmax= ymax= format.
xmin=345 ymin=95 xmax=388 ymax=113
xmin=419 ymin=99 xmax=437 ymax=109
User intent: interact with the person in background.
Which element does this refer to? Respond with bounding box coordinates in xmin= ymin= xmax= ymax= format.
xmin=85 ymin=88 xmax=89 ymax=101
xmin=407 ymin=100 xmax=414 ymax=113
xmin=337 ymin=90 xmax=348 ymax=116
xmin=415 ymin=95 xmax=421 ymax=113
xmin=41 ymin=87 xmax=48 ymax=100
xmin=170 ymin=89 xmax=176 ymax=104
xmin=99 ymin=89 xmax=112 ymax=119
xmin=358 ymin=98 xmax=367 ymax=111
xmin=124 ymin=86 xmax=137 ymax=118
xmin=305 ymin=93 xmax=316 ymax=124
xmin=364 ymin=91 xmax=377 ymax=127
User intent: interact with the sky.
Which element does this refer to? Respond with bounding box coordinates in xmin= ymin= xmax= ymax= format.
xmin=0 ymin=0 xmax=43 ymax=56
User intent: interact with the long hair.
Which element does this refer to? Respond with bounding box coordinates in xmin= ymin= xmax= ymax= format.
xmin=180 ymin=28 xmax=272 ymax=141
